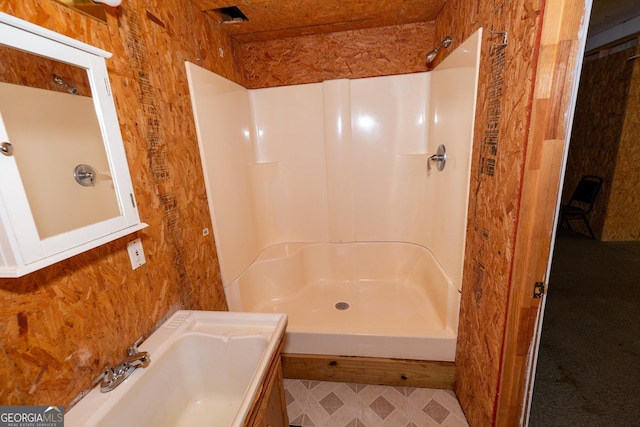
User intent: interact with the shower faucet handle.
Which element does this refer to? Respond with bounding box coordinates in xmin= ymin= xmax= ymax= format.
xmin=0 ymin=142 xmax=13 ymax=157
xmin=427 ymin=144 xmax=447 ymax=172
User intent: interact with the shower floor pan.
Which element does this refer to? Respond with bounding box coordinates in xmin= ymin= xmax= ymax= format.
xmin=225 ymin=242 xmax=459 ymax=361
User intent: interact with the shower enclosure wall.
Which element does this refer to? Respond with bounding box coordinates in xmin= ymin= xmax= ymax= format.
xmin=186 ymin=29 xmax=481 ymax=362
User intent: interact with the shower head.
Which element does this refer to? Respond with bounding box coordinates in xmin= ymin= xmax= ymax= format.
xmin=53 ymin=74 xmax=78 ymax=95
xmin=426 ymin=36 xmax=453 ymax=64
xmin=425 ymin=49 xmax=439 ymax=63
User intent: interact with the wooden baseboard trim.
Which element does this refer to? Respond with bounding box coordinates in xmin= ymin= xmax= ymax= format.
xmin=281 ymin=353 xmax=456 ymax=389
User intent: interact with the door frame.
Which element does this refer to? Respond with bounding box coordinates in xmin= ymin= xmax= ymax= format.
xmin=495 ymin=0 xmax=593 ymax=425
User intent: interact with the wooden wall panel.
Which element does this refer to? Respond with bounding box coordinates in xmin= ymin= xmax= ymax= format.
xmin=0 ymin=45 xmax=92 ymax=96
xmin=0 ymin=0 xmax=240 ymax=408
xmin=239 ymin=22 xmax=435 ymax=88
xmin=281 ymin=354 xmax=456 ymax=389
xmin=604 ymin=44 xmax=640 ymax=241
xmin=564 ymin=44 xmax=635 ymax=239
xmin=434 ymin=1 xmax=544 ymax=425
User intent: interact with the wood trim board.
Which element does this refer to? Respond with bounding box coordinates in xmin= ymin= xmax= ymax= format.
xmin=281 ymin=353 xmax=456 ymax=390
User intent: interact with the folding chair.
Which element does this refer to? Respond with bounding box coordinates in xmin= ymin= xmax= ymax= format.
xmin=560 ymin=175 xmax=603 ymax=239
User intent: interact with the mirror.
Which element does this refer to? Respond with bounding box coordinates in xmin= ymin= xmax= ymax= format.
xmin=0 ymin=12 xmax=146 ymax=276
xmin=0 ymin=45 xmax=121 ymax=239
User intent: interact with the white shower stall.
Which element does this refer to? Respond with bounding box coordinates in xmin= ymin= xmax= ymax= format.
xmin=186 ymin=29 xmax=481 ymax=361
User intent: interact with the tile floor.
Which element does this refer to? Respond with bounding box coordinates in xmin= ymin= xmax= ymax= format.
xmin=284 ymin=379 xmax=469 ymax=427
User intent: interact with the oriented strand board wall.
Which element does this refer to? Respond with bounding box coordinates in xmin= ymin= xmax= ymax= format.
xmin=604 ymin=42 xmax=640 ymax=241
xmin=0 ymin=45 xmax=92 ymax=95
xmin=239 ymin=22 xmax=435 ymax=88
xmin=0 ymin=0 xmax=240 ymax=408
xmin=563 ymin=44 xmax=635 ymax=239
xmin=435 ymin=1 xmax=543 ymax=425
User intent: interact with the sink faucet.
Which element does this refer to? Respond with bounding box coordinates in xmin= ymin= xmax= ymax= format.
xmin=93 ymin=337 xmax=151 ymax=393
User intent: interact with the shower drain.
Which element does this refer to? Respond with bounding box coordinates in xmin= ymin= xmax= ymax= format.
xmin=335 ymin=301 xmax=350 ymax=310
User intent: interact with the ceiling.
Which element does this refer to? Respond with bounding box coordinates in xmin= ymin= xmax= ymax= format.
xmin=191 ymin=0 xmax=640 ymax=44
xmin=589 ymin=0 xmax=640 ymax=37
xmin=191 ymin=0 xmax=445 ymax=43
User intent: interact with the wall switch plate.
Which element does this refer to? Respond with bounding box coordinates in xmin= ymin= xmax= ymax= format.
xmin=126 ymin=238 xmax=146 ymax=270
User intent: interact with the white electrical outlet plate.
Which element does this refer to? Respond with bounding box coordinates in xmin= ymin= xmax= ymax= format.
xmin=126 ymin=238 xmax=146 ymax=270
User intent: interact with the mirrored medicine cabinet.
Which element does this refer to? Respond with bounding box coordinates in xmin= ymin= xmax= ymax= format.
xmin=0 ymin=12 xmax=147 ymax=277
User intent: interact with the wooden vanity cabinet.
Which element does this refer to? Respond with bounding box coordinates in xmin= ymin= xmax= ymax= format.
xmin=246 ymin=340 xmax=289 ymax=427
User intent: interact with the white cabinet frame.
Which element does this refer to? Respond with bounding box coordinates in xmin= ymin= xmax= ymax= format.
xmin=0 ymin=12 xmax=147 ymax=277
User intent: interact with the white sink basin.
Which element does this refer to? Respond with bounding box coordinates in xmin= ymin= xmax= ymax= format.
xmin=66 ymin=310 xmax=287 ymax=427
